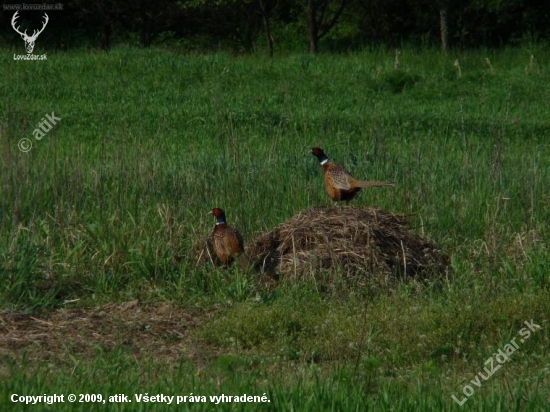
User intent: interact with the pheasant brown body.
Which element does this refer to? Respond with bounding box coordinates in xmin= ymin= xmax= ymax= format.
xmin=311 ymin=147 xmax=393 ymax=203
xmin=210 ymin=208 xmax=248 ymax=268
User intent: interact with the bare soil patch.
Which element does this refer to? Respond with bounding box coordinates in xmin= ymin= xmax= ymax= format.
xmin=0 ymin=301 xmax=210 ymax=369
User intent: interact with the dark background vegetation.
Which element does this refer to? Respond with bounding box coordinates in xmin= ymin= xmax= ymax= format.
xmin=1 ymin=0 xmax=549 ymax=54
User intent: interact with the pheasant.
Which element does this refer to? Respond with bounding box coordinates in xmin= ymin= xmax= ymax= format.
xmin=209 ymin=208 xmax=248 ymax=268
xmin=310 ymin=147 xmax=393 ymax=203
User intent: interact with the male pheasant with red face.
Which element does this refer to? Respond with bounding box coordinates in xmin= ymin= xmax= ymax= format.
xmin=310 ymin=147 xmax=393 ymax=204
xmin=209 ymin=208 xmax=248 ymax=268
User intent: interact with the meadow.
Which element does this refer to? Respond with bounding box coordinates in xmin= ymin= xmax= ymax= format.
xmin=0 ymin=45 xmax=549 ymax=410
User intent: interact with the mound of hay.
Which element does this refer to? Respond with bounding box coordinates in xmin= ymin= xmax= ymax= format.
xmin=248 ymin=206 xmax=449 ymax=284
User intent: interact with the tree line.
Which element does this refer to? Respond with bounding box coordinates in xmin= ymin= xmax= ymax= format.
xmin=2 ymin=0 xmax=548 ymax=53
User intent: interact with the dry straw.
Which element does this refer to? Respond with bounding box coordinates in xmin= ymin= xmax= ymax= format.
xmin=454 ymin=59 xmax=462 ymax=78
xmin=394 ymin=49 xmax=401 ymax=70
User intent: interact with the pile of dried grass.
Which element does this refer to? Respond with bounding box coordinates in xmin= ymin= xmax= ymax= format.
xmin=247 ymin=206 xmax=449 ymax=285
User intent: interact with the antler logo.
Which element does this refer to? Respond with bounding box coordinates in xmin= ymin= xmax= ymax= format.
xmin=11 ymin=11 xmax=49 ymax=54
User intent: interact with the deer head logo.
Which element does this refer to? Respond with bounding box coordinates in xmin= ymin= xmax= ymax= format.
xmin=11 ymin=11 xmax=49 ymax=54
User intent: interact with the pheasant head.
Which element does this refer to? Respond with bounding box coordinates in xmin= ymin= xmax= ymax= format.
xmin=210 ymin=208 xmax=227 ymax=225
xmin=311 ymin=147 xmax=329 ymax=165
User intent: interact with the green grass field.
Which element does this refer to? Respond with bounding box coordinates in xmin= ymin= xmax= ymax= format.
xmin=1 ymin=45 xmax=549 ymax=410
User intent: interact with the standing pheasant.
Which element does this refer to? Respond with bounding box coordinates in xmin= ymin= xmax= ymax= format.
xmin=209 ymin=208 xmax=248 ymax=268
xmin=310 ymin=147 xmax=393 ymax=203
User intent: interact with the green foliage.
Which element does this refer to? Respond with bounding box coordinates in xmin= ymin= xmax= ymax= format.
xmin=11 ymin=0 xmax=550 ymax=52
xmin=378 ymin=70 xmax=422 ymax=93
xmin=1 ymin=46 xmax=549 ymax=306
xmin=1 ymin=46 xmax=550 ymax=409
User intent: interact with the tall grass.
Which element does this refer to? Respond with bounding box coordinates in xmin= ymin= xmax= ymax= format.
xmin=1 ymin=46 xmax=549 ymax=409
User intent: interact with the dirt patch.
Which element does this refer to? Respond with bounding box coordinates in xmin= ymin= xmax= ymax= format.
xmin=0 ymin=301 xmax=211 ymax=369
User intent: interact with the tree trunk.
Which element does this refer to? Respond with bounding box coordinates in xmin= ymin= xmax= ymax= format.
xmin=439 ymin=0 xmax=449 ymax=52
xmin=308 ymin=0 xmax=318 ymax=53
xmin=244 ymin=23 xmax=254 ymax=53
xmin=100 ymin=22 xmax=111 ymax=50
xmin=260 ymin=3 xmax=274 ymax=57
xmin=140 ymin=15 xmax=152 ymax=47
xmin=263 ymin=15 xmax=273 ymax=57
